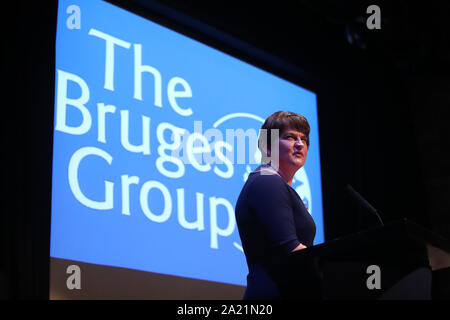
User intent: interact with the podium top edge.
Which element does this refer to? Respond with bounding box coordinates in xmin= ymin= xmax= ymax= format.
xmin=297 ymin=218 xmax=450 ymax=258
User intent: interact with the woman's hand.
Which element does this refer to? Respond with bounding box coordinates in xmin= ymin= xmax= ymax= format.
xmin=291 ymin=243 xmax=307 ymax=252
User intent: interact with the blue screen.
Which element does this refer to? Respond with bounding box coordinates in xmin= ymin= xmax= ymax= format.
xmin=51 ymin=0 xmax=324 ymax=286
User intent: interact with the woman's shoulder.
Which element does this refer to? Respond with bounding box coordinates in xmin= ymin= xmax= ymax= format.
xmin=246 ymin=169 xmax=288 ymax=191
xmin=239 ymin=170 xmax=292 ymax=208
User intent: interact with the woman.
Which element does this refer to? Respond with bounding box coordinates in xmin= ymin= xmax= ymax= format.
xmin=235 ymin=111 xmax=317 ymax=299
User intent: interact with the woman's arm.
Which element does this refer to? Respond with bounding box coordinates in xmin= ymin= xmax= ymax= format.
xmin=249 ymin=174 xmax=305 ymax=254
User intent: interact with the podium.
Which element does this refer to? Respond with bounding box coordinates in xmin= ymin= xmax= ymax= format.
xmin=272 ymin=219 xmax=450 ymax=300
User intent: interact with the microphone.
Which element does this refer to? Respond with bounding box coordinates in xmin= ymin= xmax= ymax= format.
xmin=346 ymin=184 xmax=384 ymax=227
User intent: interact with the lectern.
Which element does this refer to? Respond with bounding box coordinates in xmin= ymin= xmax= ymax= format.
xmin=272 ymin=219 xmax=450 ymax=300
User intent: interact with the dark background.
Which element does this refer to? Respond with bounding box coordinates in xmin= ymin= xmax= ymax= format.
xmin=2 ymin=0 xmax=449 ymax=299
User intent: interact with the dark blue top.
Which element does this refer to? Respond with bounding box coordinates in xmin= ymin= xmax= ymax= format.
xmin=235 ymin=170 xmax=316 ymax=299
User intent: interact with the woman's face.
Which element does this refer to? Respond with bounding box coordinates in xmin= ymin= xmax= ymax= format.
xmin=274 ymin=127 xmax=308 ymax=173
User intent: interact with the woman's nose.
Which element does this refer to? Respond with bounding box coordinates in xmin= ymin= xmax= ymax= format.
xmin=294 ymin=138 xmax=304 ymax=147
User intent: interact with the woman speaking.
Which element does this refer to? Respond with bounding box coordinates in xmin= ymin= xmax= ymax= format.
xmin=235 ymin=111 xmax=319 ymax=300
